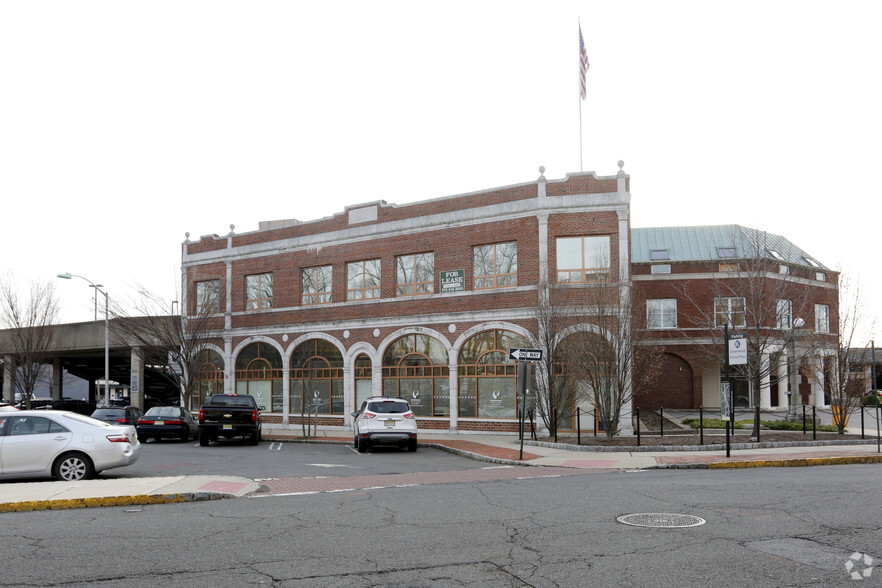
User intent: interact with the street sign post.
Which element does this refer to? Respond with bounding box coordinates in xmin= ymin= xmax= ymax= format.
xmin=509 ymin=348 xmax=543 ymax=362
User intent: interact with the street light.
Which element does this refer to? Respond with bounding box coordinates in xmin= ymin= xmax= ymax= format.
xmin=57 ymin=273 xmax=110 ymax=407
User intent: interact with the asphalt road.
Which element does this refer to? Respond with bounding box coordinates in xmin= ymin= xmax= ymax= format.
xmin=3 ymin=443 xmax=880 ymax=587
xmin=112 ymin=437 xmax=495 ymax=479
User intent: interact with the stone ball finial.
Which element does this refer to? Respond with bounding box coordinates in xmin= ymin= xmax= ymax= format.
xmin=618 ymin=160 xmax=625 ymax=172
xmin=538 ymin=165 xmax=546 ymax=180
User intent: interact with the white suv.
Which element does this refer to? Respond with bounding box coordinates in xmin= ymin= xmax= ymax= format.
xmin=352 ymin=397 xmax=418 ymax=453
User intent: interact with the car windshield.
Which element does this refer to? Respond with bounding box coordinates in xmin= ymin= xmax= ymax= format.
xmin=145 ymin=407 xmax=181 ymax=417
xmin=92 ymin=409 xmax=124 ymax=418
xmin=209 ymin=396 xmax=254 ymax=408
xmin=367 ymin=401 xmax=409 ymax=414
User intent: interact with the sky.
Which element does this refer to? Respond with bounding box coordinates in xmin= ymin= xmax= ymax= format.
xmin=2 ymin=1 xmax=881 ymax=343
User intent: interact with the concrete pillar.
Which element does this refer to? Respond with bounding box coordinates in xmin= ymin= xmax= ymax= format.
xmin=758 ymin=353 xmax=771 ymax=408
xmin=224 ymin=336 xmax=234 ymax=394
xmin=448 ymin=349 xmax=459 ymax=432
xmin=2 ymin=356 xmax=14 ymax=404
xmin=51 ymin=358 xmax=64 ymax=401
xmin=130 ymin=347 xmax=144 ymax=409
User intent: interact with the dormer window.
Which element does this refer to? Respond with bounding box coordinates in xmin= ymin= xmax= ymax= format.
xmin=717 ymin=247 xmax=736 ymax=258
xmin=767 ymin=249 xmax=784 ymax=260
xmin=650 ymin=249 xmax=670 ymax=260
xmin=803 ymin=257 xmax=820 ymax=268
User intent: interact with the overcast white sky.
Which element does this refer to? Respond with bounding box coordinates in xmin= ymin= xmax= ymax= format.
xmin=2 ymin=1 xmax=880 ymax=342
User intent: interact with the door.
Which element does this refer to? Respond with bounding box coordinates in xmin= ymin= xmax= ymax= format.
xmin=0 ymin=416 xmax=72 ymax=475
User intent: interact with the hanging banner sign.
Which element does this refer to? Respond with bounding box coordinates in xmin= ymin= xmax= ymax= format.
xmin=728 ymin=335 xmax=748 ymax=366
xmin=721 ymin=381 xmax=733 ymax=421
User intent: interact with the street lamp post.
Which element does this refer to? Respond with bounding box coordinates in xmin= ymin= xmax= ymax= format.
xmin=57 ymin=273 xmax=110 ymax=407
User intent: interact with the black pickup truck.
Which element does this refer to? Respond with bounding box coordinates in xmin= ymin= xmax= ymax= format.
xmin=198 ymin=394 xmax=263 ymax=446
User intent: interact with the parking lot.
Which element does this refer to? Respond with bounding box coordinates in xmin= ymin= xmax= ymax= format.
xmin=111 ymin=437 xmax=496 ymax=481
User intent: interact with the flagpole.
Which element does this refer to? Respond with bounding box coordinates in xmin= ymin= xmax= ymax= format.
xmin=579 ymin=20 xmax=583 ymax=172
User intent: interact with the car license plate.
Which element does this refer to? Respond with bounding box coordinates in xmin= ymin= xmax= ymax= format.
xmin=223 ymin=424 xmax=233 ymax=430
xmin=155 ymin=420 xmax=165 ymax=425
xmin=385 ymin=419 xmax=395 ymax=428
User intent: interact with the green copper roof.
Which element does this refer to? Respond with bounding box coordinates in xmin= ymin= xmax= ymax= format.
xmin=631 ymin=225 xmax=828 ymax=269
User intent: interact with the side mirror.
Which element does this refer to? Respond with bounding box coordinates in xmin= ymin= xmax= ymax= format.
xmin=351 ymin=411 xmax=359 ymax=417
xmin=258 ymin=406 xmax=266 ymax=412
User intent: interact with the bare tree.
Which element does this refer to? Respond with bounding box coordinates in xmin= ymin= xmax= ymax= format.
xmin=675 ymin=229 xmax=828 ymax=437
xmin=818 ymin=272 xmax=872 ymax=433
xmin=0 ymin=275 xmax=60 ymax=409
xmin=560 ymin=280 xmax=665 ymax=438
xmin=532 ymin=282 xmax=578 ymax=438
xmin=111 ymin=282 xmax=222 ymax=410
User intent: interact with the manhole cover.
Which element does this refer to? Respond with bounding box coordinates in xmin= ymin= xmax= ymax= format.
xmin=616 ymin=513 xmax=706 ymax=528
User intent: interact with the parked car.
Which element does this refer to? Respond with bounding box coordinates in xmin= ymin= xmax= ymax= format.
xmin=0 ymin=410 xmax=140 ymax=481
xmin=91 ymin=406 xmax=144 ymax=426
xmin=198 ymin=394 xmax=262 ymax=446
xmin=0 ymin=403 xmax=19 ymax=413
xmin=137 ymin=406 xmax=198 ymax=443
xmin=27 ymin=399 xmax=97 ymax=416
xmin=351 ymin=397 xmax=418 ymax=453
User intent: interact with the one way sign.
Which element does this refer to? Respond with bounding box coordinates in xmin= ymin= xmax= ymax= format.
xmin=509 ymin=348 xmax=543 ymax=361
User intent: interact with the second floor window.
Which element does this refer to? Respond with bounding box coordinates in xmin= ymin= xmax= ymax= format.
xmin=815 ymin=303 xmax=830 ymax=333
xmin=776 ymin=299 xmax=792 ymax=329
xmin=556 ymin=235 xmax=610 ymax=283
xmin=196 ymin=280 xmax=221 ymax=314
xmin=647 ymin=299 xmax=677 ymax=329
xmin=715 ymin=297 xmax=745 ymax=327
xmin=302 ymin=266 xmax=332 ymax=305
xmin=245 ymin=273 xmax=273 ymax=310
xmin=396 ymin=253 xmax=434 ymax=296
xmin=347 ymin=259 xmax=381 ymax=300
xmin=473 ymin=242 xmax=517 ymax=289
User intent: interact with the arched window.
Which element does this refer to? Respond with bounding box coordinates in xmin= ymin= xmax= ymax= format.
xmin=458 ymin=330 xmax=529 ymax=418
xmin=193 ymin=349 xmax=225 ymax=411
xmin=382 ymin=334 xmax=450 ymax=417
xmin=289 ymin=340 xmax=344 ymax=415
xmin=235 ymin=342 xmax=282 ymax=412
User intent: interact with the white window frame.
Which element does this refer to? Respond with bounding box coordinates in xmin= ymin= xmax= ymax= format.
xmin=815 ymin=303 xmax=830 ymax=333
xmin=715 ymin=297 xmax=746 ymax=328
xmin=776 ymin=299 xmax=792 ymax=329
xmin=647 ymin=299 xmax=677 ymax=329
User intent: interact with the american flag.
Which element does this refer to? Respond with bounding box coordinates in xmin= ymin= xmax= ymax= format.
xmin=579 ymin=25 xmax=590 ymax=100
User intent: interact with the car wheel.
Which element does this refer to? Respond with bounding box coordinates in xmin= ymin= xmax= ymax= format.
xmin=353 ymin=434 xmax=359 ymax=449
xmin=52 ymin=453 xmax=95 ymax=481
xmin=199 ymin=430 xmax=210 ymax=447
xmin=357 ymin=438 xmax=368 ymax=453
xmin=249 ymin=429 xmax=259 ymax=445
xmin=407 ymin=439 xmax=418 ymax=452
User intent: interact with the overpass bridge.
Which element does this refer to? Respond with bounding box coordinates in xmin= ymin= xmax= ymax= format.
xmin=0 ymin=318 xmax=180 ymax=409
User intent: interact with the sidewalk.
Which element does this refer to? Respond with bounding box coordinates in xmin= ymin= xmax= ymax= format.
xmin=3 ymin=430 xmax=881 ymax=513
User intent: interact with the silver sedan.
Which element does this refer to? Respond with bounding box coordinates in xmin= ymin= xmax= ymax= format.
xmin=0 ymin=410 xmax=141 ymax=481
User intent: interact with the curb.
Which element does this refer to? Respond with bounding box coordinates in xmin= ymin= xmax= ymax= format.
xmin=654 ymin=455 xmax=882 ymax=470
xmin=0 ymin=491 xmax=232 ymax=513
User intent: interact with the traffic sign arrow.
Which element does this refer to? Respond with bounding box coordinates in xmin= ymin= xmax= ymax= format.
xmin=509 ymin=348 xmax=543 ymax=361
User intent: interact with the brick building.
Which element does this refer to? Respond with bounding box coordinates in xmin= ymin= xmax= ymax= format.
xmin=631 ymin=225 xmax=839 ymax=412
xmin=181 ymin=167 xmax=838 ymax=435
